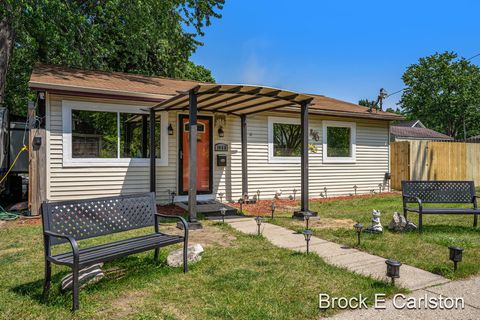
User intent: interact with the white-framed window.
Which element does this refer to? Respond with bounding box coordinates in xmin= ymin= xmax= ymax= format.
xmin=322 ymin=120 xmax=356 ymax=163
xmin=62 ymin=100 xmax=168 ymax=167
xmin=268 ymin=116 xmax=301 ymax=163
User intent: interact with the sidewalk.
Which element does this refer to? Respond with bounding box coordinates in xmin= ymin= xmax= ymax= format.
xmin=326 ymin=276 xmax=480 ymax=319
xmin=227 ymin=218 xmax=479 ymax=318
xmin=227 ymin=218 xmax=448 ymax=290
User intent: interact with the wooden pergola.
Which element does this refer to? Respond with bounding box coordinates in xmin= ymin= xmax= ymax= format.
xmin=149 ymin=84 xmax=316 ymax=228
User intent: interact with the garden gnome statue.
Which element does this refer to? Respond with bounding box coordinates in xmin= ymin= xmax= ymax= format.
xmin=365 ymin=209 xmax=383 ymax=233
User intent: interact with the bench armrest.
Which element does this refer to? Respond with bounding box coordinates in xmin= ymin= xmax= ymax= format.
xmin=154 ymin=213 xmax=189 ymax=238
xmin=403 ymin=195 xmax=423 ymax=208
xmin=44 ymin=231 xmax=80 ymax=260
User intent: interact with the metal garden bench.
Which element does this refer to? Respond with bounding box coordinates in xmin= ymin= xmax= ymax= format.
xmin=41 ymin=192 xmax=188 ymax=311
xmin=402 ymin=181 xmax=479 ymax=232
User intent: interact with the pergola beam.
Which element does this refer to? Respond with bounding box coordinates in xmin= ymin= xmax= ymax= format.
xmin=242 ymin=102 xmax=297 ymax=116
xmin=197 ymin=86 xmax=255 ymax=111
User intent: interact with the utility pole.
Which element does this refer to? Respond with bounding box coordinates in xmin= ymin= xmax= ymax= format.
xmin=376 ymin=88 xmax=387 ymax=112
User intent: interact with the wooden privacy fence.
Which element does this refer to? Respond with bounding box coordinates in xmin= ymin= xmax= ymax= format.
xmin=390 ymin=141 xmax=480 ymax=190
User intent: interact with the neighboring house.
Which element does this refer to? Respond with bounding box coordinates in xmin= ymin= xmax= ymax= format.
xmin=466 ymin=135 xmax=480 ymax=142
xmin=28 ymin=64 xmax=402 ymax=206
xmin=390 ymin=120 xmax=453 ymax=141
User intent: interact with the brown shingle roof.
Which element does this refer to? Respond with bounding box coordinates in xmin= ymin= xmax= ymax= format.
xmin=29 ymin=64 xmax=204 ymax=101
xmin=391 ymin=126 xmax=453 ymax=140
xmin=29 ymin=64 xmax=403 ymax=120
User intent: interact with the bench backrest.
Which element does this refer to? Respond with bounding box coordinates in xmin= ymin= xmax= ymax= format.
xmin=402 ymin=181 xmax=475 ymax=204
xmin=42 ymin=192 xmax=156 ymax=245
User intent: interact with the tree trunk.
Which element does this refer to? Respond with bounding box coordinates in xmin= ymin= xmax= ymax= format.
xmin=0 ymin=13 xmax=15 ymax=106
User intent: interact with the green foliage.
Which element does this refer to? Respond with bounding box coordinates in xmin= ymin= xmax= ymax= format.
xmin=400 ymin=52 xmax=480 ymax=139
xmin=3 ymin=0 xmax=223 ymax=115
xmin=358 ymin=99 xmax=377 ymax=109
xmin=273 ymin=123 xmax=301 ymax=156
xmin=326 ymin=127 xmax=350 ymax=157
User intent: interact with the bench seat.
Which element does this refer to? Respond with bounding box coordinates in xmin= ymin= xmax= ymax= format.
xmin=49 ymin=233 xmax=184 ymax=267
xmin=402 ymin=180 xmax=478 ymax=231
xmin=404 ymin=207 xmax=480 ymax=214
xmin=41 ymin=192 xmax=188 ymax=311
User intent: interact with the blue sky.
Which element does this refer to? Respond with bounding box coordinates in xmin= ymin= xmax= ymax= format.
xmin=191 ymin=0 xmax=480 ymax=110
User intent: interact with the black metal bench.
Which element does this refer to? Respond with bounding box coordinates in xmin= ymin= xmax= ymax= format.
xmin=402 ymin=181 xmax=479 ymax=232
xmin=41 ymin=192 xmax=188 ymax=311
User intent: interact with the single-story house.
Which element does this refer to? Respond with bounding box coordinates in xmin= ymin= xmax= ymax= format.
xmin=466 ymin=135 xmax=480 ymax=142
xmin=390 ymin=120 xmax=453 ymax=141
xmin=28 ymin=64 xmax=402 ymax=220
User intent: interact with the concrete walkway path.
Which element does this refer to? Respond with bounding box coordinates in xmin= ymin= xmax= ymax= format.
xmin=227 ymin=218 xmax=448 ymax=290
xmin=226 ymin=218 xmax=479 ymax=319
xmin=326 ymin=276 xmax=480 ymax=319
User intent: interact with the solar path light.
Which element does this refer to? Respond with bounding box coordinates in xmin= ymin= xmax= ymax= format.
xmin=255 ymin=216 xmax=263 ymax=236
xmin=303 ymin=230 xmax=313 ymax=254
xmin=219 ymin=206 xmax=227 ymax=224
xmin=353 ymin=223 xmax=363 ymax=246
xmin=448 ymin=246 xmax=464 ymax=271
xmin=385 ymin=259 xmax=402 ymax=285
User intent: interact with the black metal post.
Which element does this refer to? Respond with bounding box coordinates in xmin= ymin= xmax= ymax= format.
xmin=187 ymin=90 xmax=202 ymax=229
xmin=142 ymin=115 xmax=148 ymax=158
xmin=301 ymin=102 xmax=308 ymax=212
xmin=241 ymin=114 xmax=248 ymax=199
xmin=149 ymin=109 xmax=156 ymax=194
xmin=293 ymin=101 xmax=317 ymax=219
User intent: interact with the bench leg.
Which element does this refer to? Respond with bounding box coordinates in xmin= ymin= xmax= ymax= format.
xmin=419 ymin=213 xmax=423 ymax=232
xmin=154 ymin=248 xmax=160 ymax=262
xmin=403 ymin=208 xmax=408 ymax=221
xmin=474 ymin=214 xmax=478 ymax=227
xmin=42 ymin=260 xmax=52 ymax=301
xmin=183 ymin=240 xmax=188 ymax=273
xmin=72 ymin=266 xmax=80 ymax=311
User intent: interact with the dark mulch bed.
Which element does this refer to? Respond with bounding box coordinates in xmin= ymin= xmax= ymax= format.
xmin=229 ymin=192 xmax=399 ymax=216
xmin=157 ymin=204 xmax=186 ymax=215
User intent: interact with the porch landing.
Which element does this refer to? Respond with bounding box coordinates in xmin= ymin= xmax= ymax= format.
xmin=175 ymin=200 xmax=238 ymax=216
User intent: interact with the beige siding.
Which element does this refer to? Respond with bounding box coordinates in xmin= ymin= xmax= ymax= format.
xmin=215 ymin=113 xmax=389 ymax=201
xmin=46 ymin=94 xmax=390 ymax=204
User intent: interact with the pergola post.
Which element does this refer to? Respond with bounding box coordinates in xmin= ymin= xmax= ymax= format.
xmin=241 ymin=114 xmax=248 ymax=199
xmin=293 ymin=101 xmax=317 ymax=219
xmin=149 ymin=108 xmax=156 ymax=194
xmin=186 ymin=90 xmax=202 ymax=229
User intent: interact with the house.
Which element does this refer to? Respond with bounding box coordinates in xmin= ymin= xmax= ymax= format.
xmin=390 ymin=120 xmax=453 ymax=141
xmin=466 ymin=135 xmax=480 ymax=142
xmin=28 ymin=64 xmax=402 ymax=219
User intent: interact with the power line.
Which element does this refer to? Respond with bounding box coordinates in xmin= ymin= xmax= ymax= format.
xmin=467 ymin=52 xmax=480 ymax=61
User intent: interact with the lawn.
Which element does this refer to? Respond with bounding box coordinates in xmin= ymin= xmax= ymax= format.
xmin=0 ymin=220 xmax=401 ymax=320
xmin=267 ymin=193 xmax=480 ymax=280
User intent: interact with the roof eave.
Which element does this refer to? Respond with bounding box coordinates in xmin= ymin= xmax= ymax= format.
xmin=28 ymin=81 xmax=172 ymax=102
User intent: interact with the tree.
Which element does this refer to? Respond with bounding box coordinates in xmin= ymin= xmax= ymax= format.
xmin=1 ymin=0 xmax=224 ymax=115
xmin=358 ymin=99 xmax=377 ymax=109
xmin=400 ymin=52 xmax=480 ymax=139
xmin=0 ymin=1 xmax=23 ymax=106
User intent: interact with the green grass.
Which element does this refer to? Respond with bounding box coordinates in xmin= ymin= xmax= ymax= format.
xmin=0 ymin=222 xmax=402 ymax=319
xmin=268 ymin=194 xmax=480 ymax=280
